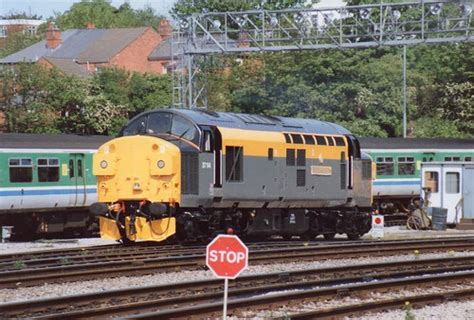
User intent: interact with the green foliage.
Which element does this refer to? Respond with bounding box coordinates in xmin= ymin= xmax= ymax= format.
xmin=172 ymin=0 xmax=308 ymax=16
xmin=1 ymin=64 xmax=171 ymax=136
xmin=0 ymin=31 xmax=44 ymax=59
xmin=54 ymin=0 xmax=163 ymax=29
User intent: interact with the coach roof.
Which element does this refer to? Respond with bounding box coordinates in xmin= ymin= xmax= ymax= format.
xmin=131 ymin=108 xmax=352 ymax=135
xmin=0 ymin=133 xmax=111 ymax=149
xmin=359 ymin=137 xmax=474 ymax=150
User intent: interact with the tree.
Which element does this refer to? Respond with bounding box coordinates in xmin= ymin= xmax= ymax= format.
xmin=172 ymin=0 xmax=308 ymax=16
xmin=54 ymin=0 xmax=163 ymax=29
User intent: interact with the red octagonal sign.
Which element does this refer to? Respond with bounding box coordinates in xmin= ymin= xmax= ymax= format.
xmin=206 ymin=234 xmax=249 ymax=279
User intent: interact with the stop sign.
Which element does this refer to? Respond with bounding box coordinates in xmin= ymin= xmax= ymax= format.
xmin=206 ymin=234 xmax=249 ymax=279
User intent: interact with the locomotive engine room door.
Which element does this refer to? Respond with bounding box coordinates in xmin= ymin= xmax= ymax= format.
xmin=68 ymin=154 xmax=86 ymax=207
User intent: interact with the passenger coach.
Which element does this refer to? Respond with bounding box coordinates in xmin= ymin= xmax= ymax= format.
xmin=91 ymin=109 xmax=373 ymax=243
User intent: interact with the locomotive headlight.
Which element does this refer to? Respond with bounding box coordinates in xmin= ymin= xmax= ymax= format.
xmin=100 ymin=160 xmax=108 ymax=169
xmin=157 ymin=160 xmax=165 ymax=169
xmin=133 ymin=182 xmax=141 ymax=190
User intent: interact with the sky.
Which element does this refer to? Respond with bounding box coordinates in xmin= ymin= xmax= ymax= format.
xmin=0 ymin=0 xmax=345 ymax=20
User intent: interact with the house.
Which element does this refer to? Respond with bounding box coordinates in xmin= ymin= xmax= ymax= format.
xmin=0 ymin=19 xmax=46 ymax=48
xmin=0 ymin=20 xmax=174 ymax=77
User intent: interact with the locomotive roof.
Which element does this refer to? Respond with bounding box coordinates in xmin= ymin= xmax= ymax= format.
xmin=359 ymin=137 xmax=474 ymax=150
xmin=134 ymin=109 xmax=352 ymax=135
xmin=0 ymin=133 xmax=111 ymax=149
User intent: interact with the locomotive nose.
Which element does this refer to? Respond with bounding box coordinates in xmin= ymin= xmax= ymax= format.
xmin=93 ymin=135 xmax=181 ymax=204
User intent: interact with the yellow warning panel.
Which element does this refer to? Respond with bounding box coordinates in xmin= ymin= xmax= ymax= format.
xmin=135 ymin=217 xmax=176 ymax=242
xmin=99 ymin=217 xmax=121 ymax=240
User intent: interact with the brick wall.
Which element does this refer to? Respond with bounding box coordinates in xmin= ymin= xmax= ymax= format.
xmin=109 ymin=27 xmax=166 ymax=74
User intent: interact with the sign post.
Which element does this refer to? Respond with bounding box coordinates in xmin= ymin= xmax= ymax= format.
xmin=371 ymin=215 xmax=384 ymax=238
xmin=206 ymin=234 xmax=249 ymax=319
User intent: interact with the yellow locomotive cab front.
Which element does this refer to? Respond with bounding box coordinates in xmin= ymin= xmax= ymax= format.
xmin=92 ymin=135 xmax=180 ymax=242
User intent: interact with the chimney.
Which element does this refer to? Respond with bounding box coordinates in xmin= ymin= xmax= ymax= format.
xmin=46 ymin=22 xmax=61 ymax=49
xmin=157 ymin=19 xmax=172 ymax=40
xmin=86 ymin=22 xmax=96 ymax=29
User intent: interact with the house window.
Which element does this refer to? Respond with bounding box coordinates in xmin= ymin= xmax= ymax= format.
xmin=9 ymin=158 xmax=32 ymax=183
xmin=268 ymin=148 xmax=274 ymax=160
xmin=424 ymin=171 xmax=439 ymax=193
xmin=286 ymin=149 xmax=295 ymax=166
xmin=290 ymin=134 xmax=303 ymax=144
xmin=376 ymin=157 xmax=394 ymax=176
xmin=446 ymin=172 xmax=460 ymax=194
xmin=225 ymin=146 xmax=243 ymax=182
xmin=398 ymin=157 xmax=415 ymax=175
xmin=296 ymin=149 xmax=306 ymax=166
xmin=38 ymin=158 xmax=60 ymax=182
xmin=0 ymin=26 xmax=7 ymax=38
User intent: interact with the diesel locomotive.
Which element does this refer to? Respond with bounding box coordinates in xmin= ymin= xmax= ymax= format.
xmin=90 ymin=109 xmax=373 ymax=243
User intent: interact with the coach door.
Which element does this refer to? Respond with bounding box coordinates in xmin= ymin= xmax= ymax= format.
xmin=68 ymin=154 xmax=86 ymax=207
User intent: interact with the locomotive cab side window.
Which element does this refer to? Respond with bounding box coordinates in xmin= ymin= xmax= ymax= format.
xmin=286 ymin=149 xmax=295 ymax=166
xmin=225 ymin=146 xmax=243 ymax=182
xmin=38 ymin=158 xmax=60 ymax=182
xmin=268 ymin=148 xmax=274 ymax=160
xmin=9 ymin=158 xmax=33 ymax=183
xmin=170 ymin=115 xmax=199 ymax=145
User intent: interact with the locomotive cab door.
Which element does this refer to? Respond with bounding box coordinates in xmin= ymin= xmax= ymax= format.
xmin=68 ymin=154 xmax=86 ymax=207
xmin=201 ymin=125 xmax=222 ymax=188
xmin=346 ymin=135 xmax=361 ymax=189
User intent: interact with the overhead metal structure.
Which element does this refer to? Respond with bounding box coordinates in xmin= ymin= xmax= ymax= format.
xmin=171 ymin=0 xmax=473 ymax=109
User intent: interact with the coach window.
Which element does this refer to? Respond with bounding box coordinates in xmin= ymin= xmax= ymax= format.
xmin=424 ymin=171 xmax=439 ymax=193
xmin=446 ymin=172 xmax=460 ymax=194
xmin=171 ymin=115 xmax=199 ymax=146
xmin=466 ymin=157 xmax=473 ymax=162
xmin=69 ymin=159 xmax=75 ymax=178
xmin=225 ymin=146 xmax=243 ymax=182
xmin=38 ymin=158 xmax=60 ymax=182
xmin=315 ymin=136 xmax=326 ymax=146
xmin=283 ymin=133 xmax=292 ymax=144
xmin=286 ymin=149 xmax=295 ymax=166
xmin=290 ymin=134 xmax=303 ymax=144
xmin=398 ymin=157 xmax=415 ymax=175
xmin=376 ymin=157 xmax=394 ymax=176
xmin=303 ymin=135 xmax=315 ymax=145
xmin=444 ymin=156 xmax=461 ymax=162
xmin=9 ymin=158 xmax=33 ymax=183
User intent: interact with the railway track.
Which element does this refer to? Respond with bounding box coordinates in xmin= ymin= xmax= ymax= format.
xmin=2 ymin=255 xmax=474 ymax=319
xmin=1 ymin=237 xmax=474 ymax=289
xmin=0 ymin=237 xmax=472 ymax=289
